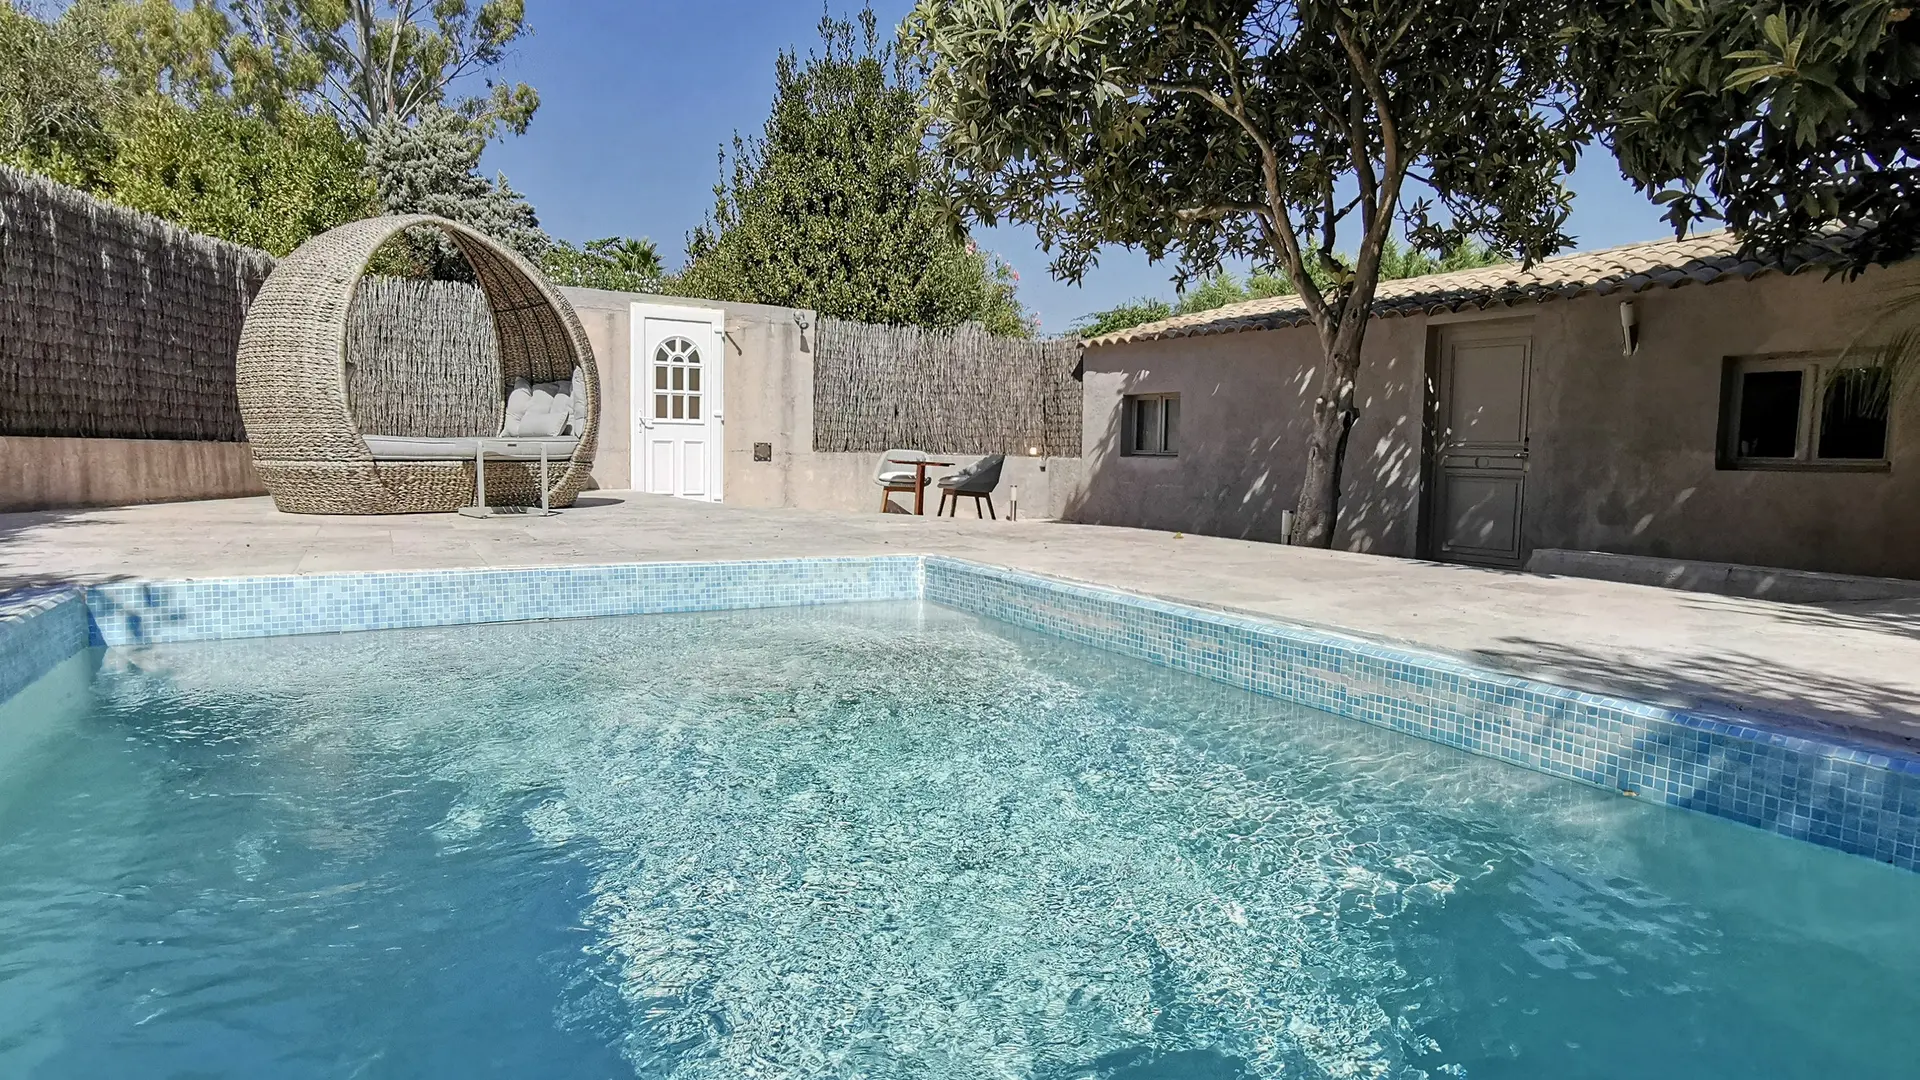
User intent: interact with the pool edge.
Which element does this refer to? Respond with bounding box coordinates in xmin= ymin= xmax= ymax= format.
xmin=2 ymin=554 xmax=1915 ymax=872
xmin=0 ymin=590 xmax=89 ymax=705
xmin=925 ymin=555 xmax=1920 ymax=872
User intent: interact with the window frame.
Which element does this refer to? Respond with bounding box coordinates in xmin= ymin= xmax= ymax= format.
xmin=1122 ymin=392 xmax=1180 ymax=457
xmin=1718 ymin=354 xmax=1892 ymax=472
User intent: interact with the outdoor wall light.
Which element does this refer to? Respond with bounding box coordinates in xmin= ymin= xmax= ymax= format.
xmin=1619 ymin=300 xmax=1640 ymax=356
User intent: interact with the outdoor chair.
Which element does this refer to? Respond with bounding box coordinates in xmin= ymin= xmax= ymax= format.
xmin=874 ymin=448 xmax=928 ymax=513
xmin=935 ymin=454 xmax=1005 ymax=518
xmin=235 ymin=213 xmax=599 ymax=514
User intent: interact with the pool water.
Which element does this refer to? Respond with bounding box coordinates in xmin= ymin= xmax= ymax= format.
xmin=0 ymin=602 xmax=1914 ymax=1079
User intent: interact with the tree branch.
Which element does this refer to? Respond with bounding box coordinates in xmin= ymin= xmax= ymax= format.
xmin=1330 ymin=11 xmax=1410 ymax=338
xmin=1146 ymin=78 xmax=1331 ymax=328
xmin=384 ymin=2 xmax=409 ymax=121
xmin=1348 ymin=95 xmax=1377 ymax=220
xmin=1175 ymin=202 xmax=1274 ymax=223
xmin=1332 ymin=16 xmax=1400 ymax=190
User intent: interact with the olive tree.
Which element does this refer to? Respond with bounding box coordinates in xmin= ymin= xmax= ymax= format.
xmin=904 ymin=1 xmax=1612 ymax=547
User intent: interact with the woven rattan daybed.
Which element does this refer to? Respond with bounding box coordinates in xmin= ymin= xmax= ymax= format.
xmin=236 ymin=214 xmax=600 ymax=514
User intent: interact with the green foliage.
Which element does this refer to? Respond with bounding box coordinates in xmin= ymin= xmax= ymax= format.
xmin=905 ymin=2 xmax=1603 ymax=293
xmin=3 ymin=0 xmax=544 ymax=259
xmin=1604 ymin=1 xmax=1920 ymax=272
xmin=0 ymin=2 xmax=118 ymax=186
xmin=1 ymin=0 xmax=372 ymax=251
xmin=906 ymin=0 xmax=1612 ymax=544
xmin=105 ymin=94 xmax=372 ymax=254
xmin=1073 ymin=241 xmax=1505 ymax=339
xmin=365 ymin=104 xmax=548 ymax=275
xmin=80 ymin=0 xmax=236 ymax=108
xmin=223 ymin=0 xmax=539 ymax=139
xmin=672 ymin=9 xmax=1033 ymax=337
xmin=1071 ymin=299 xmax=1175 ymax=339
xmin=542 ymin=236 xmax=666 ymax=293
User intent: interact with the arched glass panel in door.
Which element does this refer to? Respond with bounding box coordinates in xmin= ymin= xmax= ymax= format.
xmin=652 ymin=336 xmax=703 ymax=421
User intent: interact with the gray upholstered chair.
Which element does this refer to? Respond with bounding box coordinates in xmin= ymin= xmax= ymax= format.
xmin=936 ymin=454 xmax=1005 ymax=518
xmin=874 ymin=448 xmax=928 ymax=513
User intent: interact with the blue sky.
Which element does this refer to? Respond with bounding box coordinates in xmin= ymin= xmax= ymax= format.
xmin=483 ymin=1 xmax=1674 ymax=335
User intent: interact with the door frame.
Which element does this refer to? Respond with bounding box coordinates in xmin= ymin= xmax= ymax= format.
xmin=1420 ymin=318 xmax=1535 ymax=567
xmin=629 ymin=302 xmax=726 ymax=501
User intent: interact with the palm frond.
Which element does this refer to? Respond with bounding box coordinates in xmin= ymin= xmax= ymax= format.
xmin=1833 ymin=278 xmax=1920 ymax=420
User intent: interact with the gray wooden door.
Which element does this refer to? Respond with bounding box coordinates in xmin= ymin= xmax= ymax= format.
xmin=1431 ymin=325 xmax=1533 ymax=567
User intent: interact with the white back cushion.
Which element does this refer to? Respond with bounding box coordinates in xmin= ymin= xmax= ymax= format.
xmin=568 ymin=367 xmax=587 ymax=435
xmin=504 ymin=378 xmax=572 ymax=437
xmin=504 ymin=378 xmax=534 ymax=435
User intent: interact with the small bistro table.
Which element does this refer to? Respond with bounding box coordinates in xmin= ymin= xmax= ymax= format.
xmin=889 ymin=457 xmax=955 ymax=515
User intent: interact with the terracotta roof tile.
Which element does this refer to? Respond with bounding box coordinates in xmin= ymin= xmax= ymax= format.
xmin=1082 ymin=231 xmax=1845 ymax=348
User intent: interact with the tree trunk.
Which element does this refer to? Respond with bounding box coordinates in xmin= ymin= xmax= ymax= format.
xmin=1292 ymin=341 xmax=1362 ymax=548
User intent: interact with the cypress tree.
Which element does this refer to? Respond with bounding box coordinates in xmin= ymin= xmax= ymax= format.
xmin=673 ymin=9 xmax=1031 ymax=336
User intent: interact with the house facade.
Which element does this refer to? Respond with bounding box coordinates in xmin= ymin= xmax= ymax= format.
xmin=1071 ymin=234 xmax=1920 ymax=580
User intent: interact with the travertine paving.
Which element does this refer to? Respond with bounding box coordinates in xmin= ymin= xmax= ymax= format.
xmin=4 ymin=493 xmax=1916 ymax=749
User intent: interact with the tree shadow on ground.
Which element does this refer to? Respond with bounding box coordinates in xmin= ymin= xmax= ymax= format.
xmin=0 ymin=505 xmax=136 ymax=596
xmin=1466 ymin=634 xmax=1920 ymax=752
xmin=1724 ymin=594 xmax=1920 ymax=644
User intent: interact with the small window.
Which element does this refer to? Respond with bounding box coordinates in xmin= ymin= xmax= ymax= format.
xmin=1720 ymin=357 xmax=1891 ymax=469
xmin=1124 ymin=393 xmax=1179 ymax=456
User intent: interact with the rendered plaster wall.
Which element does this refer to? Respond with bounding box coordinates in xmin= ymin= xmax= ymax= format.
xmin=1072 ymin=315 xmax=1428 ymax=554
xmin=562 ymin=287 xmax=1082 ymax=518
xmin=0 ymin=436 xmax=264 ymax=512
xmin=1076 ymin=264 xmax=1920 ymax=578
xmin=1523 ymin=264 xmax=1920 ymax=578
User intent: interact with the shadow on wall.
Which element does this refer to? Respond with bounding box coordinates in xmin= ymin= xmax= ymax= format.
xmin=1061 ymin=328 xmax=1428 ymax=556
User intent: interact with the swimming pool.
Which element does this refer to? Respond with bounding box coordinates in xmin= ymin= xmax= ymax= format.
xmin=2 ymin=600 xmax=1915 ymax=1078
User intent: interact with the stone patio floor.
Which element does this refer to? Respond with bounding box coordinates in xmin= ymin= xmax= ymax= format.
xmin=4 ymin=493 xmax=1917 ymax=752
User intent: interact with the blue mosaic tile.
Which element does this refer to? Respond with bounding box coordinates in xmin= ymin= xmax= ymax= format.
xmin=3 ymin=551 xmax=1916 ymax=873
xmin=923 ymin=555 xmax=1920 ymax=873
xmin=83 ymin=556 xmax=922 ymax=646
xmin=0 ymin=589 xmax=89 ymax=705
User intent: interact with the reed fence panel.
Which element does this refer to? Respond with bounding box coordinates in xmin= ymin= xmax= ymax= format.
xmin=344 ymin=276 xmax=500 ymax=437
xmin=812 ymin=319 xmax=1081 ymax=457
xmin=0 ymin=164 xmax=273 ymax=441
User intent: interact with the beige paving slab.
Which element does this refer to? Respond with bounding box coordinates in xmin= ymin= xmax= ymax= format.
xmin=4 ymin=493 xmax=1917 ymax=751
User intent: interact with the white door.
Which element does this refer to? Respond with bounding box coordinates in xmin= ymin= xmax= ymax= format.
xmin=631 ymin=304 xmax=725 ymax=501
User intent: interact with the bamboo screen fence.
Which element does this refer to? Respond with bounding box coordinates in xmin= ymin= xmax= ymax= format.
xmin=812 ymin=319 xmax=1082 ymax=457
xmin=5 ymin=166 xmax=1083 ymax=453
xmin=1 ymin=164 xmax=274 ymax=441
xmin=2 ymin=166 xmax=505 ymax=442
xmin=344 ymin=276 xmax=499 ymax=437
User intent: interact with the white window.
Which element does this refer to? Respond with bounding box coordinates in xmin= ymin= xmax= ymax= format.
xmin=1720 ymin=356 xmax=1890 ymax=469
xmin=1123 ymin=393 xmax=1179 ymax=456
xmin=652 ymin=335 xmax=703 ymax=421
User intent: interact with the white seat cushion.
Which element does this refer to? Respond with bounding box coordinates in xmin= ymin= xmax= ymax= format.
xmin=875 ymin=471 xmax=921 ymax=487
xmin=365 ymin=435 xmax=579 ymax=462
xmin=485 ymin=437 xmax=579 ymax=461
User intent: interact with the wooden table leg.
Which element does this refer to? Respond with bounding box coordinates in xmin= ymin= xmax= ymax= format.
xmin=913 ymin=462 xmax=928 ymax=515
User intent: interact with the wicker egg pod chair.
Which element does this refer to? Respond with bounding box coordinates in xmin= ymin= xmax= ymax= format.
xmin=236 ymin=214 xmax=600 ymax=514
